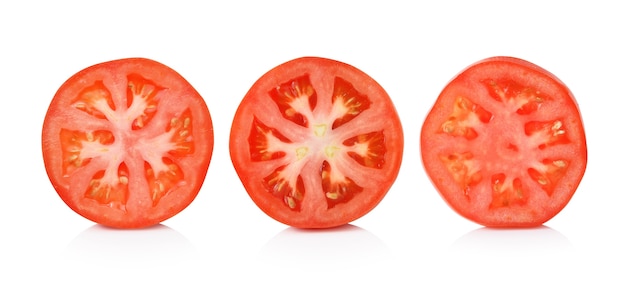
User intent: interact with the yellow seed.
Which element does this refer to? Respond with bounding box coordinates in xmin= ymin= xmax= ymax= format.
xmin=119 ymin=176 xmax=129 ymax=185
xmin=321 ymin=170 xmax=329 ymax=180
xmin=553 ymin=160 xmax=566 ymax=168
xmin=179 ymin=130 xmax=189 ymax=137
xmin=348 ymin=109 xmax=360 ymax=115
xmin=286 ymin=196 xmax=296 ymax=209
xmin=326 ymin=192 xmax=339 ymax=200
xmin=293 ymin=190 xmax=303 ymax=200
xmin=270 ymin=181 xmax=283 ymax=193
xmin=459 ymin=99 xmax=470 ymax=110
xmin=442 ymin=122 xmax=454 ymax=133
xmin=184 ymin=117 xmax=191 ymax=128
xmin=86 ymin=132 xmax=94 ymax=142
xmin=177 ymin=146 xmax=191 ymax=152
xmin=282 ymin=90 xmax=292 ymax=99
xmin=170 ymin=118 xmax=179 ymax=127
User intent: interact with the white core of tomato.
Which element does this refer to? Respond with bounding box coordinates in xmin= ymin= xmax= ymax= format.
xmin=268 ymin=95 xmax=359 ymax=189
xmin=73 ymin=91 xmax=181 ymax=185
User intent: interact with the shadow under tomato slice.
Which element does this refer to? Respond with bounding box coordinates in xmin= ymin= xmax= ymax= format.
xmin=230 ymin=57 xmax=403 ymax=229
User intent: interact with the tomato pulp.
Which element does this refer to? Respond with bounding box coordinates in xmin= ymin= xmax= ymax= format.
xmin=42 ymin=58 xmax=213 ymax=228
xmin=421 ymin=57 xmax=587 ymax=227
xmin=230 ymin=57 xmax=403 ymax=228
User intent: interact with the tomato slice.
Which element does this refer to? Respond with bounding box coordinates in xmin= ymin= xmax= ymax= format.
xmin=421 ymin=57 xmax=587 ymax=227
xmin=230 ymin=57 xmax=403 ymax=228
xmin=42 ymin=58 xmax=213 ymax=228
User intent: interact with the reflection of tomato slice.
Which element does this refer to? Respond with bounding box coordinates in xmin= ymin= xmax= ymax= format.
xmin=421 ymin=57 xmax=587 ymax=227
xmin=230 ymin=57 xmax=403 ymax=228
xmin=42 ymin=58 xmax=214 ymax=228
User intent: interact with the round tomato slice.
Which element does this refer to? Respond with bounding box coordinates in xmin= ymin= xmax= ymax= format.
xmin=42 ymin=58 xmax=213 ymax=228
xmin=230 ymin=57 xmax=403 ymax=228
xmin=421 ymin=56 xmax=587 ymax=227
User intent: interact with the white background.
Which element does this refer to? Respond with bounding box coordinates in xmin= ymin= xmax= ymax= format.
xmin=1 ymin=1 xmax=624 ymax=283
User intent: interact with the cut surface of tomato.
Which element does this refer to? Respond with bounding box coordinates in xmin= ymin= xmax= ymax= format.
xmin=230 ymin=57 xmax=403 ymax=228
xmin=42 ymin=58 xmax=213 ymax=228
xmin=421 ymin=56 xmax=587 ymax=227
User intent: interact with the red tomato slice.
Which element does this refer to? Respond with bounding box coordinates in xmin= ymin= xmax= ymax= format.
xmin=42 ymin=58 xmax=213 ymax=228
xmin=230 ymin=57 xmax=403 ymax=228
xmin=421 ymin=57 xmax=587 ymax=227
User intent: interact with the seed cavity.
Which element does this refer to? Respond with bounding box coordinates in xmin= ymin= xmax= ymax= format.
xmin=269 ymin=75 xmax=316 ymax=128
xmin=553 ymin=160 xmax=566 ymax=168
xmin=330 ymin=77 xmax=372 ymax=129
xmin=490 ymin=174 xmax=526 ymax=208
xmin=320 ymin=160 xmax=364 ymax=209
xmin=262 ymin=168 xmax=305 ymax=211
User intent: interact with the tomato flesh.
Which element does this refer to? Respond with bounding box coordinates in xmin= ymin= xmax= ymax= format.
xmin=230 ymin=57 xmax=403 ymax=228
xmin=421 ymin=57 xmax=587 ymax=227
xmin=42 ymin=58 xmax=213 ymax=228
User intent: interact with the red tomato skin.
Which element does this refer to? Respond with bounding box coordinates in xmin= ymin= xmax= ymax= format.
xmin=42 ymin=58 xmax=213 ymax=228
xmin=230 ymin=57 xmax=403 ymax=229
xmin=421 ymin=56 xmax=587 ymax=227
